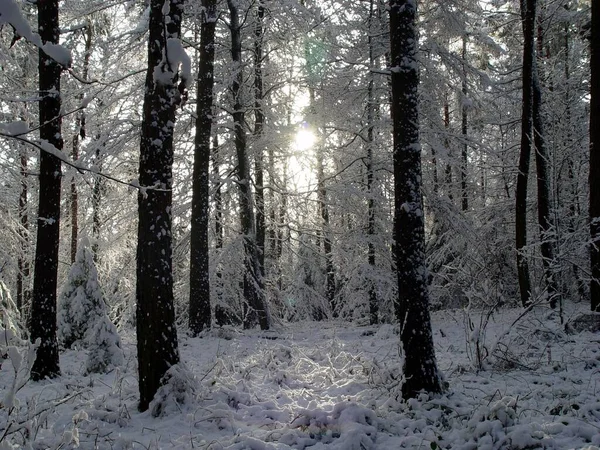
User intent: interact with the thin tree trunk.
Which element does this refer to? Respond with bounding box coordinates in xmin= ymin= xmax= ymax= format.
xmin=311 ymin=87 xmax=336 ymax=317
xmin=389 ymin=0 xmax=442 ymax=398
xmin=136 ymin=0 xmax=183 ymax=411
xmin=69 ymin=22 xmax=93 ymax=264
xmin=532 ymin=17 xmax=558 ymax=308
xmin=91 ymin=140 xmax=103 ymax=262
xmin=189 ymin=0 xmax=217 ymax=335
xmin=17 ymin=148 xmax=29 ymax=316
xmin=228 ymin=0 xmax=270 ymax=330
xmin=461 ymin=35 xmax=469 ymax=212
xmin=444 ymin=99 xmax=453 ymax=201
xmin=254 ymin=1 xmax=266 ymax=278
xmin=31 ymin=0 xmax=63 ymax=380
xmin=516 ymin=0 xmax=535 ymax=308
xmin=590 ymin=0 xmax=600 ymax=312
xmin=367 ymin=0 xmax=378 ymax=325
xmin=213 ymin=132 xmax=223 ymax=251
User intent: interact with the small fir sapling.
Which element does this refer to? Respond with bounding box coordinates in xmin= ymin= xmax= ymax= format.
xmin=85 ymin=314 xmax=124 ymax=374
xmin=58 ymin=238 xmax=108 ymax=349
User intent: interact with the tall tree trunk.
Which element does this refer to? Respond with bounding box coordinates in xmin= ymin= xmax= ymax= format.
xmin=532 ymin=17 xmax=558 ymax=308
xmin=189 ymin=0 xmax=217 ymax=335
xmin=461 ymin=35 xmax=469 ymax=212
xmin=227 ymin=0 xmax=270 ymax=330
xmin=516 ymin=0 xmax=535 ymax=308
xmin=367 ymin=0 xmax=378 ymax=325
xmin=590 ymin=0 xmax=600 ymax=312
xmin=254 ymin=1 xmax=266 ymax=277
xmin=136 ymin=0 xmax=183 ymax=411
xmin=389 ymin=0 xmax=442 ymax=398
xmin=31 ymin=0 xmax=63 ymax=380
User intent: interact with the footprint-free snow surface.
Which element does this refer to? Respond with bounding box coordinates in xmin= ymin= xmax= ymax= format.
xmin=2 ymin=306 xmax=600 ymax=449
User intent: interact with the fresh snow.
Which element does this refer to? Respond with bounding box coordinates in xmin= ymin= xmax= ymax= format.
xmin=0 ymin=0 xmax=72 ymax=67
xmin=1 ymin=305 xmax=599 ymax=449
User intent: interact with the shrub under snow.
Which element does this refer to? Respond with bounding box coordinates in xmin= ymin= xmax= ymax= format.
xmin=85 ymin=314 xmax=124 ymax=374
xmin=58 ymin=238 xmax=108 ymax=349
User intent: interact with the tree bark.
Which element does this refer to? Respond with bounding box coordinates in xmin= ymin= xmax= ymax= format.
xmin=136 ymin=0 xmax=183 ymax=411
xmin=31 ymin=0 xmax=62 ymax=380
xmin=227 ymin=0 xmax=270 ymax=330
xmin=591 ymin=0 xmax=600 ymax=312
xmin=389 ymin=0 xmax=442 ymax=398
xmin=189 ymin=0 xmax=217 ymax=335
xmin=516 ymin=0 xmax=535 ymax=308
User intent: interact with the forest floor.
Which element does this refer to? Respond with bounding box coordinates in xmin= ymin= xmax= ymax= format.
xmin=2 ymin=303 xmax=600 ymax=449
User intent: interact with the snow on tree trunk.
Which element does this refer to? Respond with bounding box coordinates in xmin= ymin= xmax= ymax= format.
xmin=389 ymin=0 xmax=443 ymax=398
xmin=136 ymin=0 xmax=185 ymax=411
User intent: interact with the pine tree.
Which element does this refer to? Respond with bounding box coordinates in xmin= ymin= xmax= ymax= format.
xmin=58 ymin=239 xmax=107 ymax=349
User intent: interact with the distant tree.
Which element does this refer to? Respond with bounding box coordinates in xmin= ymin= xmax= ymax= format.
xmin=30 ymin=0 xmax=63 ymax=380
xmin=389 ymin=0 xmax=443 ymax=398
xmin=591 ymin=0 xmax=600 ymax=312
xmin=189 ymin=0 xmax=218 ymax=335
xmin=136 ymin=0 xmax=186 ymax=410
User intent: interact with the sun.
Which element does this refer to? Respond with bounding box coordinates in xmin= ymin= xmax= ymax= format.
xmin=293 ymin=127 xmax=316 ymax=152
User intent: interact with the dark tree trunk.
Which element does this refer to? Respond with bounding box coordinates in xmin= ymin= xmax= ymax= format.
xmin=389 ymin=0 xmax=442 ymax=398
xmin=254 ymin=1 xmax=266 ymax=277
xmin=532 ymin=20 xmax=558 ymax=308
xmin=461 ymin=35 xmax=469 ymax=212
xmin=136 ymin=0 xmax=183 ymax=411
xmin=227 ymin=0 xmax=270 ymax=330
xmin=31 ymin=0 xmax=62 ymax=380
xmin=189 ymin=0 xmax=217 ymax=335
xmin=367 ymin=0 xmax=378 ymax=325
xmin=516 ymin=0 xmax=535 ymax=308
xmin=591 ymin=0 xmax=600 ymax=312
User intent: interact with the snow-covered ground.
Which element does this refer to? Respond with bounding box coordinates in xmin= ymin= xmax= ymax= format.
xmin=2 ymin=305 xmax=599 ymax=449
